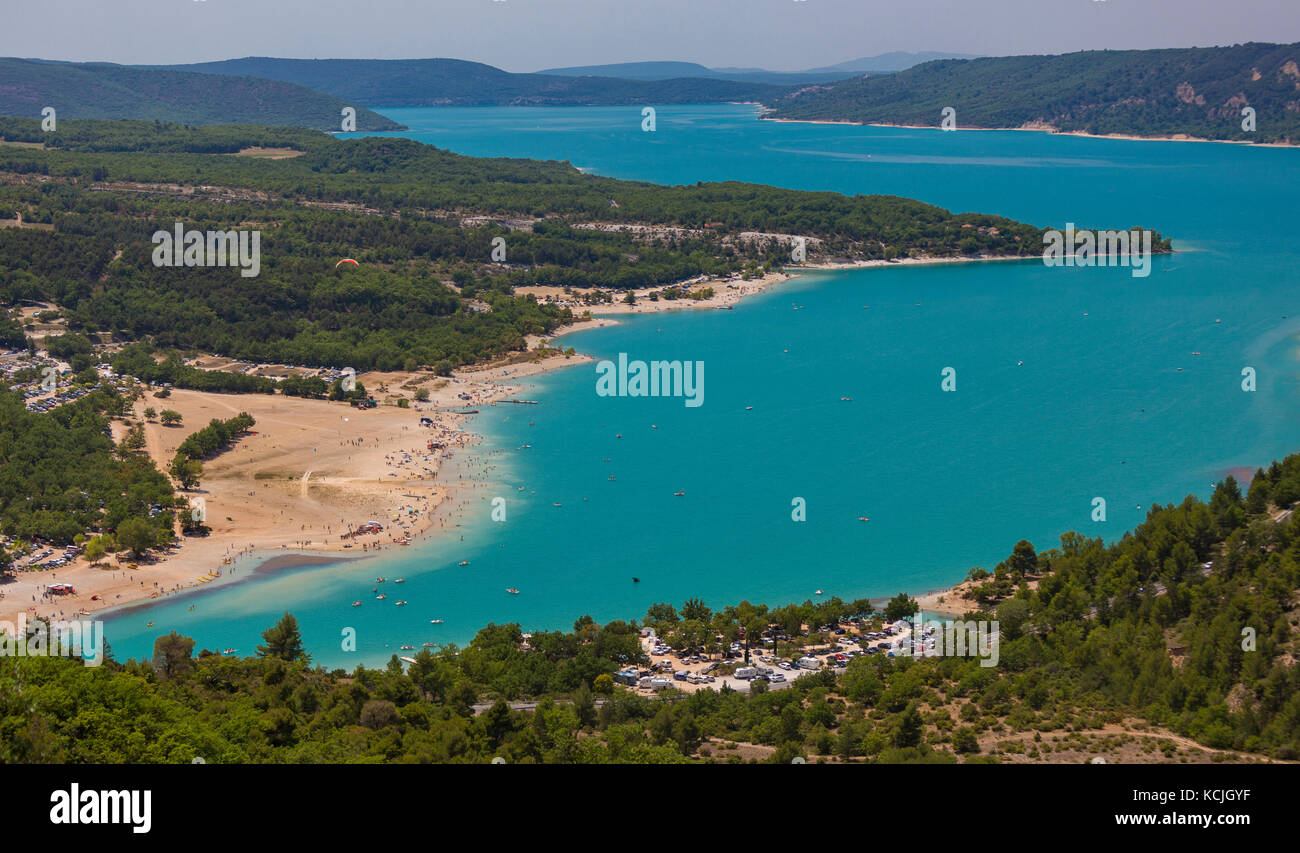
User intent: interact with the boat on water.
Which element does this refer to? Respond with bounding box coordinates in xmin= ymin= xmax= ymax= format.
xmin=376 ymin=594 xmax=387 ymax=600
xmin=422 ymin=642 xmax=437 ymax=647
xmin=375 ymin=577 xmax=385 ymax=583
xmin=395 ymin=578 xmax=405 ymax=583
xmin=400 ymin=644 xmax=414 ymax=650
xmin=673 ymin=491 xmax=685 ymax=497
xmin=222 ymin=648 xmax=236 ymax=655
xmin=815 ymin=589 xmax=824 ymax=595
xmin=459 ymin=560 xmax=469 ymax=566
xmin=352 ymin=601 xmax=362 ymax=607
xmin=430 ymin=618 xmax=444 ymax=624
xmin=553 ymin=502 xmax=562 ymax=507
xmin=506 ymin=587 xmax=520 ymax=595
xmin=395 ymin=600 xmax=407 ymax=606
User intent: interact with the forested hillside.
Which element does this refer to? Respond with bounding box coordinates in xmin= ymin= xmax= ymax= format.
xmin=139 ymin=57 xmax=791 ymax=107
xmin=764 ymin=43 xmax=1300 ymax=144
xmin=0 ymin=59 xmax=401 ymax=131
xmin=0 ymin=118 xmax=1075 ymax=373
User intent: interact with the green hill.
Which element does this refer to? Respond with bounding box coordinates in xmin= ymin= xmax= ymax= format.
xmin=0 ymin=59 xmax=403 ymax=131
xmin=141 ymin=57 xmax=791 ymax=107
xmin=764 ymin=43 xmax=1300 ymax=144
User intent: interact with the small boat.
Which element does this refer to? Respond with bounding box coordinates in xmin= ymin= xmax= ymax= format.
xmin=400 ymin=645 xmax=414 ymax=650
xmin=459 ymin=560 xmax=469 ymax=566
xmin=673 ymin=491 xmax=685 ymax=497
xmin=506 ymin=587 xmax=520 ymax=595
xmin=814 ymin=589 xmax=824 ymax=595
xmin=375 ymin=577 xmax=385 ymax=583
xmin=632 ymin=577 xmax=640 ymax=583
xmin=745 ymin=406 xmax=753 ymax=411
xmin=430 ymin=619 xmax=444 ymax=624
xmin=376 ymin=594 xmax=387 ymax=600
xmin=858 ymin=516 xmax=870 ymax=522
xmin=352 ymin=601 xmax=362 ymax=607
xmin=395 ymin=600 xmax=407 ymax=606
xmin=422 ymin=642 xmax=437 ymax=647
xmin=395 ymin=578 xmax=405 ymax=583
xmin=840 ymin=397 xmax=852 ymax=402
xmin=222 ymin=648 xmax=236 ymax=655
xmin=553 ymin=502 xmax=562 ymax=507
xmin=146 ymin=621 xmax=153 ymax=627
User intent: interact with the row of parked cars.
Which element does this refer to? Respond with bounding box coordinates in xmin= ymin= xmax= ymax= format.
xmin=14 ymin=543 xmax=81 ymax=570
xmin=22 ymin=382 xmax=92 ymax=413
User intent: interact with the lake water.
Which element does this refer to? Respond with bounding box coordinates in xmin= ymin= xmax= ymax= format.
xmin=100 ymin=105 xmax=1300 ymax=668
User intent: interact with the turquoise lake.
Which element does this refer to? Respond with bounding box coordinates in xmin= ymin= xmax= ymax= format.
xmin=101 ymin=105 xmax=1300 ymax=668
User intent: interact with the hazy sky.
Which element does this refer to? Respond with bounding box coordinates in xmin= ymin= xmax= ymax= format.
xmin=5 ymin=0 xmax=1299 ymax=72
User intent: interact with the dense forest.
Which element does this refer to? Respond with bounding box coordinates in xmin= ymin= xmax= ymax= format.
xmin=764 ymin=43 xmax=1300 ymax=144
xmin=0 ymin=59 xmax=402 ymax=131
xmin=135 ymin=57 xmax=793 ymax=107
xmin=0 ymin=385 xmax=176 ymax=549
xmin=2 ymin=449 xmax=1298 ymax=763
xmin=0 ymin=118 xmax=1092 ymax=374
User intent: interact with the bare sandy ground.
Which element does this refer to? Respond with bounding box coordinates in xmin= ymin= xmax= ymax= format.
xmin=0 ymin=354 xmax=581 ymax=625
xmin=517 ymin=269 xmax=791 ymax=319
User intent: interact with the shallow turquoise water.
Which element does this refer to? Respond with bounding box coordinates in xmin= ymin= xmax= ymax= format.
xmin=101 ymin=106 xmax=1300 ymax=668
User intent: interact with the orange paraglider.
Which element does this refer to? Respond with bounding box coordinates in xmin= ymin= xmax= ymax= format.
xmin=335 ymin=258 xmax=359 ymax=268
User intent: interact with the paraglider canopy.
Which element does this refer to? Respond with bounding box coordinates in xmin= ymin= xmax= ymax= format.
xmin=335 ymin=258 xmax=359 ymax=268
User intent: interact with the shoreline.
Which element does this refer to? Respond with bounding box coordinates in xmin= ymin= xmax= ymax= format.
xmin=759 ymin=114 xmax=1299 ymax=148
xmin=0 ymin=253 xmax=1060 ymax=630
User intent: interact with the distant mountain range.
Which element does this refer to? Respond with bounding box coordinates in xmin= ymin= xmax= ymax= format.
xmin=6 ymin=46 xmax=1297 ymax=146
xmin=134 ymin=58 xmax=791 ymax=107
xmin=539 ymin=52 xmax=977 ymax=84
xmin=763 ymin=43 xmax=1300 ymax=144
xmin=0 ymin=58 xmax=401 ymax=131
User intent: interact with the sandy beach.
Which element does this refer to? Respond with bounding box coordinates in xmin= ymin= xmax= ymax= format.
xmin=0 ymin=352 xmax=585 ymax=626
